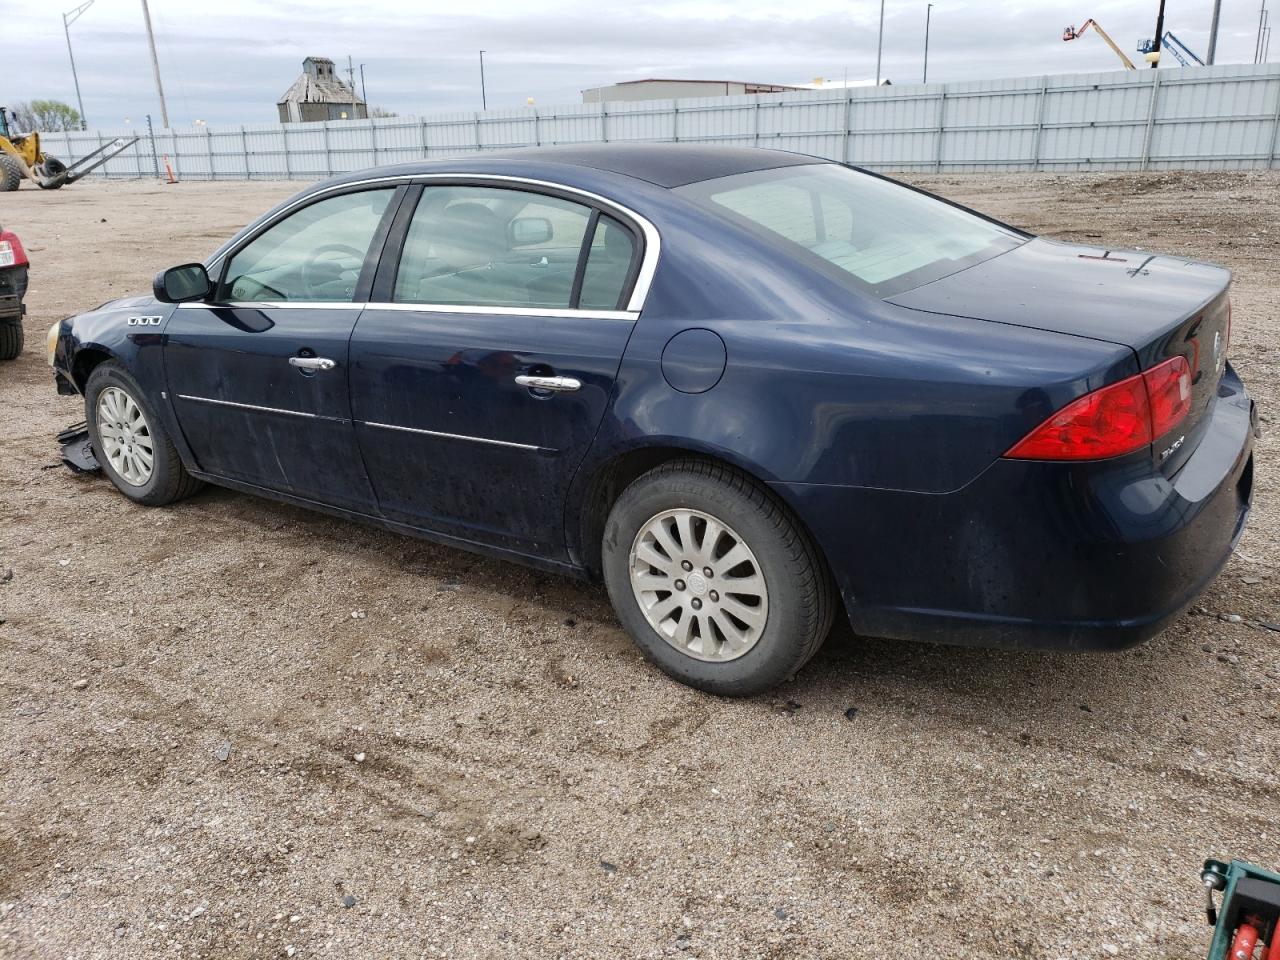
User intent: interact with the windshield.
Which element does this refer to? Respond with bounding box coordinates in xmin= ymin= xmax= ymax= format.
xmin=676 ymin=163 xmax=1025 ymax=298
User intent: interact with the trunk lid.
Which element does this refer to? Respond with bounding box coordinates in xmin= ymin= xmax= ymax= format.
xmin=888 ymin=237 xmax=1232 ymax=472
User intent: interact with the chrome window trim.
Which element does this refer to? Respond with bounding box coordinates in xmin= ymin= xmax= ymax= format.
xmin=203 ymin=172 xmax=661 ymax=313
xmin=360 ymin=420 xmax=550 ymax=452
xmin=363 ymin=302 xmax=636 ymax=321
xmin=176 ymin=300 xmax=636 ymax=320
xmin=176 ymin=301 xmax=363 ymax=311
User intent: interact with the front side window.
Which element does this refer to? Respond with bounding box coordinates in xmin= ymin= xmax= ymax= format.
xmin=393 ymin=186 xmax=636 ymax=311
xmin=676 ymin=164 xmax=1024 ymax=298
xmin=220 ymin=189 xmax=394 ymax=302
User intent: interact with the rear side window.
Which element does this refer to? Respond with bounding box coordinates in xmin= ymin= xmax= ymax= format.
xmin=393 ymin=186 xmax=593 ymax=309
xmin=578 ymin=215 xmax=636 ymax=311
xmin=220 ymin=189 xmax=394 ymax=302
xmin=676 ymin=164 xmax=1023 ymax=298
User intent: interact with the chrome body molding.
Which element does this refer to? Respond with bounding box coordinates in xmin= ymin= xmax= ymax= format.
xmin=202 ymin=172 xmax=661 ymax=313
xmin=175 ymin=394 xmax=548 ymax=452
xmin=175 ymin=394 xmax=338 ymax=422
xmin=360 ymin=420 xmax=550 ymax=452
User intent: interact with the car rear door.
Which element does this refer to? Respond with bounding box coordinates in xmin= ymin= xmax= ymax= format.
xmin=164 ymin=185 xmax=405 ymax=513
xmin=348 ymin=180 xmax=647 ymax=558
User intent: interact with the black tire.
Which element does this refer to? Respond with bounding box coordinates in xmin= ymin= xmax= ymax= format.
xmin=35 ymin=158 xmax=66 ymax=189
xmin=84 ymin=361 xmax=204 ymax=506
xmin=0 ymin=321 xmax=21 ymax=361
xmin=0 ymin=155 xmax=22 ymax=192
xmin=602 ymin=459 xmax=835 ymax=696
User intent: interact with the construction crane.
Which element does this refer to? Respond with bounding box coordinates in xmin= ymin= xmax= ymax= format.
xmin=1063 ymin=20 xmax=1138 ymax=70
xmin=1137 ymin=31 xmax=1206 ymax=66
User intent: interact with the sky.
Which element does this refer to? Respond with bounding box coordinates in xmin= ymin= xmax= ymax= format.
xmin=5 ymin=0 xmax=1273 ymax=130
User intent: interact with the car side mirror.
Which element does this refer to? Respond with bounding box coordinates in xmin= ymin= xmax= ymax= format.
xmin=153 ymin=263 xmax=211 ymax=303
xmin=509 ymin=216 xmax=553 ymax=247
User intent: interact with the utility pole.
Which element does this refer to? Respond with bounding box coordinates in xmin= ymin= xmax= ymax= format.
xmin=359 ymin=64 xmax=368 ymax=108
xmin=479 ymin=50 xmax=487 ymax=110
xmin=1258 ymin=2 xmax=1270 ymax=62
xmin=875 ymin=0 xmax=886 ymax=84
xmin=1150 ymin=0 xmax=1167 ymax=67
xmin=348 ymin=55 xmax=357 ymax=118
xmin=139 ymin=0 xmax=169 ymax=127
xmin=923 ymin=3 xmax=933 ymax=83
xmin=1207 ymin=0 xmax=1223 ymax=63
xmin=63 ymin=0 xmax=94 ymax=130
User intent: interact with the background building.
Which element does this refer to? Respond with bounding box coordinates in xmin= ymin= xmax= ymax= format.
xmin=277 ymin=56 xmax=367 ymax=123
xmin=582 ymin=78 xmax=801 ymax=103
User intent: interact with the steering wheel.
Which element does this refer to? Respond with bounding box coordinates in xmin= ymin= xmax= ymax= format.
xmin=301 ymin=243 xmax=365 ymax=294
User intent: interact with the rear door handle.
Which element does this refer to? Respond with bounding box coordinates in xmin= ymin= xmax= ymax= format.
xmin=289 ymin=356 xmax=337 ymax=371
xmin=515 ymin=374 xmax=581 ymax=393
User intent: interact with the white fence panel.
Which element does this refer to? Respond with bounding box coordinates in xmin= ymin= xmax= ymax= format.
xmin=40 ymin=63 xmax=1280 ymax=184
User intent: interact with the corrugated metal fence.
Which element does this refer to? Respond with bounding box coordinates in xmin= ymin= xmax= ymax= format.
xmin=41 ymin=63 xmax=1280 ymax=182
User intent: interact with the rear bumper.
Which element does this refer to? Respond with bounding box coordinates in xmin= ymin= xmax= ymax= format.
xmin=0 ymin=265 xmax=27 ymax=320
xmin=777 ymin=364 xmax=1256 ymax=652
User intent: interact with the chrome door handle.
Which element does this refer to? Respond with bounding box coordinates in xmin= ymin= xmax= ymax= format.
xmin=289 ymin=356 xmax=337 ymax=371
xmin=515 ymin=374 xmax=582 ymax=393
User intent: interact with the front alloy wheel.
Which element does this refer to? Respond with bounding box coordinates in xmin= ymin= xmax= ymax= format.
xmin=84 ymin=360 xmax=204 ymax=506
xmin=96 ymin=386 xmax=155 ymax=486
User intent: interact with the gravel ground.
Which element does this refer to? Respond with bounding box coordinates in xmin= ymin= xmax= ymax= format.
xmin=1 ymin=171 xmax=1277 ymax=960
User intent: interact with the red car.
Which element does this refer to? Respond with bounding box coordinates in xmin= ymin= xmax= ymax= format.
xmin=0 ymin=223 xmax=28 ymax=360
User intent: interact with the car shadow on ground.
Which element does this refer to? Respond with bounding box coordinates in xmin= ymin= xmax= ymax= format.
xmin=182 ymin=484 xmax=1164 ymax=726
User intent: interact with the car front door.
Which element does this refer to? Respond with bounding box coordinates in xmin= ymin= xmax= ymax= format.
xmin=348 ymin=181 xmax=646 ymax=558
xmin=164 ymin=185 xmax=404 ymax=512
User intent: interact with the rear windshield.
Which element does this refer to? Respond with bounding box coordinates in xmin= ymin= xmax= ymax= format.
xmin=676 ymin=163 xmax=1025 ymax=298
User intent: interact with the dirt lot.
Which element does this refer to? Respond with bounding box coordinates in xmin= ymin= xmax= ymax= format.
xmin=1 ymin=170 xmax=1277 ymax=960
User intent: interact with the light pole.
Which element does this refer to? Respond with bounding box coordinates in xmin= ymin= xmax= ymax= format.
xmin=1207 ymin=0 xmax=1222 ymax=63
xmin=62 ymin=0 xmax=94 ymax=130
xmin=479 ymin=50 xmax=487 ymax=110
xmin=923 ymin=3 xmax=933 ymax=83
xmin=139 ymin=0 xmax=170 ymax=127
xmin=875 ymin=0 xmax=886 ymax=85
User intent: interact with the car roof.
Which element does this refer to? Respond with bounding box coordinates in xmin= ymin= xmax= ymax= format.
xmin=347 ymin=144 xmax=826 ymax=191
xmin=479 ymin=144 xmax=825 ymax=188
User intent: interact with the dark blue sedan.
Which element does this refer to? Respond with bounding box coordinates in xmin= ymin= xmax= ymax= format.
xmin=48 ymin=145 xmax=1256 ymax=695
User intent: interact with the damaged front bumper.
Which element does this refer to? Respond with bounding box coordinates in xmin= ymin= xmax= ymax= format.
xmin=57 ymin=422 xmax=100 ymax=474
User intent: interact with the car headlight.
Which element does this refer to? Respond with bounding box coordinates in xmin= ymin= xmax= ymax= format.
xmin=46 ymin=321 xmax=61 ymax=367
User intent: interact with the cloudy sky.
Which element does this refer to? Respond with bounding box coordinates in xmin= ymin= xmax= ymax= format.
xmin=7 ymin=0 xmax=1272 ymax=129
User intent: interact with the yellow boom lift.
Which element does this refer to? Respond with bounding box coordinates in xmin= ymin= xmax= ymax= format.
xmin=1062 ymin=20 xmax=1138 ymax=70
xmin=0 ymin=106 xmax=139 ymax=191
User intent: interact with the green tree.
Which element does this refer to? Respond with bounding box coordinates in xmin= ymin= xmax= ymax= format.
xmin=25 ymin=100 xmax=83 ymax=132
xmin=6 ymin=102 xmax=38 ymax=133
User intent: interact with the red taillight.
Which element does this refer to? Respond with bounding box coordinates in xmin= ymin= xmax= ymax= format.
xmin=1006 ymin=356 xmax=1192 ymax=461
xmin=1144 ymin=355 xmax=1192 ymax=436
xmin=0 ymin=229 xmax=27 ymax=268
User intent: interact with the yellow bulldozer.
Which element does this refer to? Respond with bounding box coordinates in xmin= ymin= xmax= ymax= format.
xmin=0 ymin=106 xmax=139 ymax=191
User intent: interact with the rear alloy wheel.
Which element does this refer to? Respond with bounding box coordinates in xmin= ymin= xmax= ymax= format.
xmin=85 ymin=361 xmax=203 ymax=506
xmin=603 ymin=459 xmax=834 ymax=696
xmin=629 ymin=508 xmax=769 ymax=662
